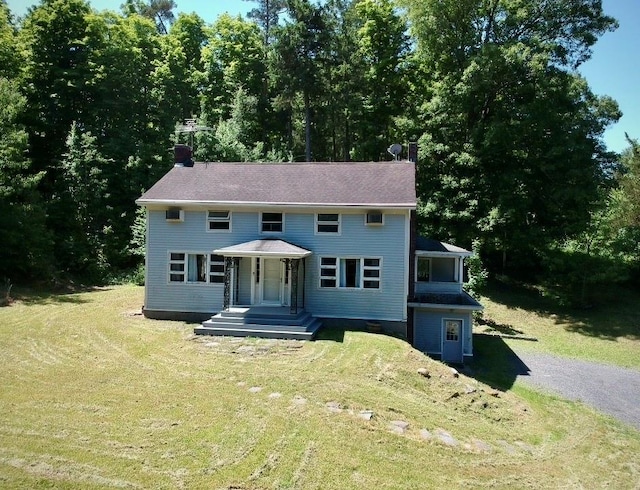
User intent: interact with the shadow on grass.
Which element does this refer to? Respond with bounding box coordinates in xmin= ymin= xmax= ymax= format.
xmin=466 ymin=333 xmax=530 ymax=391
xmin=482 ymin=279 xmax=640 ymax=341
xmin=315 ymin=327 xmax=346 ymax=343
xmin=7 ymin=286 xmax=106 ymax=306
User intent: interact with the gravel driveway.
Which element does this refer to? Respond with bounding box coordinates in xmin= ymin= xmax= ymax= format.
xmin=510 ymin=348 xmax=640 ymax=430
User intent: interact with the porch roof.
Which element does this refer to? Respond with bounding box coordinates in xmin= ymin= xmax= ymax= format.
xmin=408 ymin=292 xmax=483 ymax=311
xmin=415 ymin=237 xmax=472 ymax=257
xmin=213 ymin=239 xmax=312 ymax=259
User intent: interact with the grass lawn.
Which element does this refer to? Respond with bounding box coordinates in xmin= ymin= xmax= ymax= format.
xmin=0 ymin=285 xmax=639 ymax=488
xmin=478 ymin=280 xmax=640 ymax=370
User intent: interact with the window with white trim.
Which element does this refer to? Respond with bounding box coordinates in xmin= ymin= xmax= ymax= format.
xmin=362 ymin=258 xmax=381 ymax=289
xmin=319 ymin=257 xmax=337 ymax=288
xmin=319 ymin=257 xmax=381 ymax=289
xmin=207 ymin=211 xmax=231 ymax=232
xmin=169 ymin=253 xmax=225 ymax=284
xmin=316 ymin=213 xmax=340 ymax=234
xmin=169 ymin=253 xmax=186 ymax=282
xmin=209 ymin=254 xmax=225 ymax=283
xmin=261 ymin=212 xmax=283 ymax=233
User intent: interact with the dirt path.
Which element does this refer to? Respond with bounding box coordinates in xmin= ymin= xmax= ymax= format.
xmin=511 ymin=349 xmax=640 ymax=431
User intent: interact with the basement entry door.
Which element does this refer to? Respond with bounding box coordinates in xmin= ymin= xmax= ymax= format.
xmin=442 ymin=319 xmax=463 ymax=363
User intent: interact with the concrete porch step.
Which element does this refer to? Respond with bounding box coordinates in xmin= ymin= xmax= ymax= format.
xmin=194 ymin=325 xmax=318 ymax=340
xmin=216 ymin=311 xmax=313 ymax=327
xmin=195 ymin=308 xmax=322 ymax=340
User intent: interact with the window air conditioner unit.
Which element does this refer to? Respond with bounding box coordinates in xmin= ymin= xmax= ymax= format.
xmin=165 ymin=208 xmax=184 ymax=222
xmin=366 ymin=211 xmax=383 ymax=225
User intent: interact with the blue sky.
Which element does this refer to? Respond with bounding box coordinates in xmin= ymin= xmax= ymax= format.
xmin=7 ymin=0 xmax=639 ymax=153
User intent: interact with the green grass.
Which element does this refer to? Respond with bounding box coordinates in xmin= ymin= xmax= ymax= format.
xmin=0 ymin=285 xmax=639 ymax=488
xmin=478 ymin=280 xmax=640 ymax=369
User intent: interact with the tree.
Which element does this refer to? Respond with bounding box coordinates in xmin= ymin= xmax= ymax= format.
xmin=195 ymin=87 xmax=288 ymax=163
xmin=398 ymin=0 xmax=619 ymax=272
xmin=83 ymin=11 xmax=175 ymax=269
xmin=20 ymin=0 xmax=93 ymax=180
xmin=201 ymin=14 xmax=266 ymax=123
xmin=0 ymin=77 xmax=50 ymax=280
xmin=244 ymin=0 xmax=286 ymax=46
xmin=610 ymin=135 xmax=640 ymax=229
xmin=59 ymin=122 xmax=110 ymax=277
xmin=271 ymin=0 xmax=329 ymax=161
xmin=0 ymin=1 xmax=20 ymax=79
xmin=122 ymin=0 xmax=176 ymax=34
xmin=166 ymin=13 xmax=207 ymax=120
xmin=351 ymin=0 xmax=409 ymax=161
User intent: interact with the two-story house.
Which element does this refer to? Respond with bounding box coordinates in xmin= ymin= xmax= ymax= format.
xmin=136 ymin=151 xmax=481 ymax=363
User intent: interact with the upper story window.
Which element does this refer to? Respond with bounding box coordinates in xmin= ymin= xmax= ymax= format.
xmin=316 ymin=213 xmax=340 ymax=234
xmin=261 ymin=212 xmax=283 ymax=233
xmin=365 ymin=210 xmax=383 ymax=226
xmin=416 ymin=257 xmax=431 ymax=282
xmin=416 ymin=256 xmax=459 ymax=283
xmin=207 ymin=210 xmax=231 ymax=232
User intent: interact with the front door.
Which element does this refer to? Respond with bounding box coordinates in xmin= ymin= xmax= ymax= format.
xmin=261 ymin=258 xmax=282 ymax=304
xmin=442 ymin=319 xmax=463 ymax=363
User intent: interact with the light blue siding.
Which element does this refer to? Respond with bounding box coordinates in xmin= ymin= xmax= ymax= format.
xmin=413 ymin=309 xmax=473 ymax=357
xmin=286 ymin=213 xmax=408 ymax=321
xmin=145 ymin=208 xmax=409 ymax=321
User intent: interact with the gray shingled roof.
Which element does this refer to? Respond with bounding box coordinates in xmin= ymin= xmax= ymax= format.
xmin=415 ymin=237 xmax=471 ymax=255
xmin=214 ymin=239 xmax=312 ymax=258
xmin=408 ymin=292 xmax=483 ymax=310
xmin=137 ymin=162 xmax=416 ymax=207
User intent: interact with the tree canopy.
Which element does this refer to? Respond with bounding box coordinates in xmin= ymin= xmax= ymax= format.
xmin=0 ymin=0 xmax=634 ymax=295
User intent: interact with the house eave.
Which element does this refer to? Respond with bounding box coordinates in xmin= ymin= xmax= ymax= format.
xmin=407 ymin=302 xmax=483 ymax=311
xmin=213 ymin=250 xmax=312 ymax=259
xmin=135 ymin=198 xmax=416 ymax=210
xmin=415 ymin=250 xmax=473 ymax=258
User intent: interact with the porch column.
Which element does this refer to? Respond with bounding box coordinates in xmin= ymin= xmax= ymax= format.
xmin=234 ymin=258 xmax=240 ymax=305
xmin=290 ymin=258 xmax=300 ymax=314
xmin=302 ymin=258 xmax=306 ymax=308
xmin=223 ymin=256 xmax=233 ymax=311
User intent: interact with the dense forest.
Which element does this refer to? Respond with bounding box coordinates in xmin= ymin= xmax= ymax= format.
xmin=1 ymin=0 xmax=639 ymax=305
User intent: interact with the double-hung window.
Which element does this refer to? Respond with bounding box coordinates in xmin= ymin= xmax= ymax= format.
xmin=316 ymin=213 xmax=340 ymax=234
xmin=261 ymin=212 xmax=283 ymax=233
xmin=169 ymin=253 xmax=186 ymax=282
xmin=207 ymin=211 xmax=231 ymax=232
xmin=319 ymin=257 xmax=381 ymax=289
xmin=362 ymin=258 xmax=381 ymax=289
xmin=169 ymin=253 xmax=225 ymax=284
xmin=319 ymin=257 xmax=337 ymax=288
xmin=209 ymin=254 xmax=225 ymax=283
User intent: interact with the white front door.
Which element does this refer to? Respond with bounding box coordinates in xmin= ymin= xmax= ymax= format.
xmin=261 ymin=258 xmax=282 ymax=304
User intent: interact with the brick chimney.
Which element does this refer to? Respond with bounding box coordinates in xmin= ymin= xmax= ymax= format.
xmin=174 ymin=144 xmax=194 ymax=167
